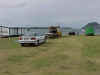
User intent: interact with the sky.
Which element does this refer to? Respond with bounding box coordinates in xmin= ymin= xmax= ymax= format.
xmin=0 ymin=0 xmax=100 ymax=28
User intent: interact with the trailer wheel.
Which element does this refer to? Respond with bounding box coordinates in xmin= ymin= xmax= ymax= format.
xmin=21 ymin=43 xmax=25 ymax=47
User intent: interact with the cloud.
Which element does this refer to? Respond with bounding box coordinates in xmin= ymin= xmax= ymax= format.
xmin=0 ymin=0 xmax=29 ymax=8
xmin=0 ymin=0 xmax=100 ymax=28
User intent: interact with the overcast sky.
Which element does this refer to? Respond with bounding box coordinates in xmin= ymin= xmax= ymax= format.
xmin=0 ymin=0 xmax=100 ymax=28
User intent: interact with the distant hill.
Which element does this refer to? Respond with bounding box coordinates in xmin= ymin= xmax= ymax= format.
xmin=82 ymin=22 xmax=100 ymax=30
xmin=30 ymin=27 xmax=72 ymax=29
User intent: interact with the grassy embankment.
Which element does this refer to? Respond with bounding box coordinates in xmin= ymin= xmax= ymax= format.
xmin=0 ymin=36 xmax=100 ymax=75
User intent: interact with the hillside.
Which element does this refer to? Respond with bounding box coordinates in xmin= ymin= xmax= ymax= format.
xmin=82 ymin=22 xmax=100 ymax=29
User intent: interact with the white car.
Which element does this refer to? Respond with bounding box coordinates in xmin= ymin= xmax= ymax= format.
xmin=18 ymin=32 xmax=46 ymax=46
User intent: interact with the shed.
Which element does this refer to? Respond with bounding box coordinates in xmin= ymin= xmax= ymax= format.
xmin=0 ymin=25 xmax=36 ymax=37
xmin=85 ymin=27 xmax=95 ymax=36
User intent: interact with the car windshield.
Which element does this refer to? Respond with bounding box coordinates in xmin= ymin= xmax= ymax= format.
xmin=24 ymin=32 xmax=44 ymax=36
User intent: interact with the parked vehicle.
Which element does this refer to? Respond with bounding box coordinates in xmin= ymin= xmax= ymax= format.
xmin=18 ymin=32 xmax=46 ymax=46
xmin=45 ymin=26 xmax=62 ymax=38
xmin=68 ymin=32 xmax=76 ymax=35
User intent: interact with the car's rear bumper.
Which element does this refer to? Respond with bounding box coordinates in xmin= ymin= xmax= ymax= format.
xmin=18 ymin=40 xmax=37 ymax=44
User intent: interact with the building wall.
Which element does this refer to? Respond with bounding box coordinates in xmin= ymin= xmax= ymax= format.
xmin=0 ymin=26 xmax=9 ymax=36
xmin=0 ymin=26 xmax=35 ymax=37
xmin=9 ymin=28 xmax=29 ymax=36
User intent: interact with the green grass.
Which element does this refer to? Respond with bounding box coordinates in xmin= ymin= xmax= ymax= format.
xmin=80 ymin=36 xmax=100 ymax=57
xmin=0 ymin=36 xmax=100 ymax=75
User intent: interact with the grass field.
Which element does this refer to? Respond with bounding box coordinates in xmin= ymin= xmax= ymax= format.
xmin=0 ymin=36 xmax=100 ymax=75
